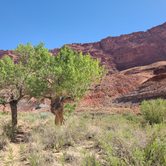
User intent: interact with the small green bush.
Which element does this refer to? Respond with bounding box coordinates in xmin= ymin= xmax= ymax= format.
xmin=140 ymin=98 xmax=166 ymax=125
xmin=131 ymin=131 xmax=166 ymax=166
xmin=122 ymin=111 xmax=144 ymax=124
xmin=0 ymin=111 xmax=8 ymax=115
xmin=143 ymin=136 xmax=166 ymax=165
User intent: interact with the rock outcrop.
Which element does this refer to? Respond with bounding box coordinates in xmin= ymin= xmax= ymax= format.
xmin=0 ymin=50 xmax=15 ymax=59
xmin=79 ymin=74 xmax=142 ymax=107
xmin=116 ymin=74 xmax=166 ymax=103
xmin=50 ymin=22 xmax=166 ymax=73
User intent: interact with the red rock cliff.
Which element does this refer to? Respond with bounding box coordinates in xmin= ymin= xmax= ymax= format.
xmin=1 ymin=22 xmax=166 ymax=73
xmin=50 ymin=22 xmax=166 ymax=72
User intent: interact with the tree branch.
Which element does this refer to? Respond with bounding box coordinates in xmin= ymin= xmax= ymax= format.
xmin=17 ymin=95 xmax=24 ymax=102
xmin=15 ymin=69 xmax=32 ymax=102
xmin=22 ymin=69 xmax=32 ymax=86
xmin=58 ymin=78 xmax=60 ymax=86
xmin=47 ymin=79 xmax=52 ymax=85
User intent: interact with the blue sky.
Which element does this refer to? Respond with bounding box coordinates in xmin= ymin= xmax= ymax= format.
xmin=0 ymin=0 xmax=166 ymax=50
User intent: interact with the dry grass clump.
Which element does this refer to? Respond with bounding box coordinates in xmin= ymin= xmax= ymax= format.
xmin=1 ymin=120 xmax=17 ymax=141
xmin=0 ymin=124 xmax=7 ymax=151
xmin=0 ymin=136 xmax=7 ymax=151
xmin=0 ymin=116 xmax=11 ymax=150
xmin=19 ymin=142 xmax=55 ymax=166
xmin=26 ymin=114 xmax=100 ymax=150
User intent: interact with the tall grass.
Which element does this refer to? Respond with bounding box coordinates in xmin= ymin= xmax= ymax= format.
xmin=1 ymin=102 xmax=166 ymax=165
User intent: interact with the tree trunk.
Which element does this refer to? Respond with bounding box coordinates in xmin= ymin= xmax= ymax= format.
xmin=51 ymin=97 xmax=64 ymax=125
xmin=10 ymin=100 xmax=18 ymax=129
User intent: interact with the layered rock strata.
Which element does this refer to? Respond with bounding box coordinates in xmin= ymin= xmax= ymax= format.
xmin=116 ymin=74 xmax=166 ymax=103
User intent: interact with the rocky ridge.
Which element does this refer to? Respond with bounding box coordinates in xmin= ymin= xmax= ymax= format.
xmin=49 ymin=22 xmax=166 ymax=73
xmin=1 ymin=22 xmax=166 ymax=74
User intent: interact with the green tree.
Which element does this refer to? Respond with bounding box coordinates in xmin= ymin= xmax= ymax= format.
xmin=33 ymin=45 xmax=107 ymax=125
xmin=0 ymin=42 xmax=50 ymax=128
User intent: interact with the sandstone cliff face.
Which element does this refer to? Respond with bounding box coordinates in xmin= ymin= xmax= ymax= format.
xmin=50 ymin=22 xmax=166 ymax=72
xmin=1 ymin=22 xmax=166 ymax=74
xmin=116 ymin=74 xmax=166 ymax=103
xmin=0 ymin=50 xmax=15 ymax=59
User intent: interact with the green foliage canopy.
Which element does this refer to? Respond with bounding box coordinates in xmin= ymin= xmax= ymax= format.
xmin=32 ymin=45 xmax=107 ymax=101
xmin=0 ymin=42 xmax=51 ymax=104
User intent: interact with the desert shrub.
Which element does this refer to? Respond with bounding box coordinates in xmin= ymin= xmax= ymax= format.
xmin=99 ymin=129 xmax=166 ymax=165
xmin=122 ymin=111 xmax=144 ymax=124
xmin=0 ymin=135 xmax=7 ymax=150
xmin=35 ymin=112 xmax=50 ymax=120
xmin=60 ymin=151 xmax=79 ymax=166
xmin=131 ymin=129 xmax=166 ymax=166
xmin=0 ymin=119 xmax=8 ymax=150
xmin=41 ymin=121 xmax=87 ymax=150
xmin=4 ymin=146 xmax=16 ymax=166
xmin=21 ymin=112 xmax=51 ymax=125
xmin=5 ymin=111 xmax=166 ymax=165
xmin=81 ymin=148 xmax=102 ymax=166
xmin=20 ymin=141 xmax=55 ymax=165
xmin=140 ymin=98 xmax=166 ymax=125
xmin=19 ymin=142 xmax=27 ymax=162
xmin=143 ymin=135 xmax=166 ymax=165
xmin=22 ymin=113 xmax=38 ymax=123
xmin=24 ymin=132 xmax=33 ymax=143
xmin=27 ymin=115 xmax=98 ymax=152
xmin=94 ymin=115 xmax=147 ymax=165
xmin=1 ymin=120 xmax=16 ymax=141
xmin=0 ymin=111 xmax=8 ymax=115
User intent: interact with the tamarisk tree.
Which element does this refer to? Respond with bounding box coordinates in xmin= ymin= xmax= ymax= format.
xmin=0 ymin=42 xmax=50 ymax=128
xmin=34 ymin=45 xmax=107 ymax=125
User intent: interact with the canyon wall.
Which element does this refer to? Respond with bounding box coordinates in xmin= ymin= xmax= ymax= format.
xmin=50 ymin=22 xmax=166 ymax=73
xmin=1 ymin=22 xmax=166 ymax=74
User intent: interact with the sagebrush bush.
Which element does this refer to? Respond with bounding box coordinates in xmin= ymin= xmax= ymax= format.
xmin=122 ymin=111 xmax=144 ymax=124
xmin=1 ymin=120 xmax=16 ymax=141
xmin=140 ymin=98 xmax=166 ymax=125
xmin=130 ymin=128 xmax=166 ymax=166
xmin=0 ymin=111 xmax=8 ymax=115
xmin=0 ymin=136 xmax=7 ymax=150
xmin=38 ymin=118 xmax=92 ymax=150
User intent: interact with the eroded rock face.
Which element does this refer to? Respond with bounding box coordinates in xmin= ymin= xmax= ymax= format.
xmin=79 ymin=74 xmax=142 ymax=107
xmin=116 ymin=74 xmax=166 ymax=103
xmin=0 ymin=50 xmax=15 ymax=59
xmin=1 ymin=22 xmax=166 ymax=74
xmin=153 ymin=66 xmax=166 ymax=74
xmin=50 ymin=22 xmax=166 ymax=72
